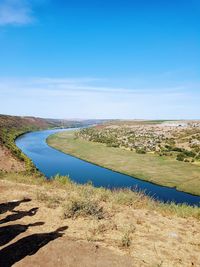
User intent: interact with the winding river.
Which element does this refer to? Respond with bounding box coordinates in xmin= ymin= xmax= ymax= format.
xmin=15 ymin=128 xmax=200 ymax=206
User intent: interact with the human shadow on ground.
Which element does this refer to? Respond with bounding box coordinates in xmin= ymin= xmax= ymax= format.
xmin=0 ymin=222 xmax=44 ymax=246
xmin=0 ymin=198 xmax=31 ymax=215
xmin=0 ymin=207 xmax=38 ymax=224
xmin=0 ymin=226 xmax=68 ymax=267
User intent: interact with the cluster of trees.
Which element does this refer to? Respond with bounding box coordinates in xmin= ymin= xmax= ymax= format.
xmin=77 ymin=128 xmax=121 ymax=147
xmin=160 ymin=144 xmax=200 ymax=162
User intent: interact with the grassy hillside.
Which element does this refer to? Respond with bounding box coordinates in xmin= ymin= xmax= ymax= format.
xmin=0 ymin=114 xmax=81 ymax=173
xmin=0 ymin=171 xmax=200 ymax=266
xmin=0 ymin=115 xmax=51 ymax=173
xmin=0 ymin=114 xmax=67 ymax=172
xmin=48 ymin=131 xmax=200 ymax=196
xmin=0 ymin=114 xmax=98 ymax=133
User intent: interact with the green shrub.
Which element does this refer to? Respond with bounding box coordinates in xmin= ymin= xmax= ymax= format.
xmin=173 ymin=147 xmax=184 ymax=152
xmin=176 ymin=153 xmax=185 ymax=161
xmin=165 ymin=145 xmax=173 ymax=151
xmin=184 ymin=150 xmax=196 ymax=158
xmin=135 ymin=148 xmax=146 ymax=154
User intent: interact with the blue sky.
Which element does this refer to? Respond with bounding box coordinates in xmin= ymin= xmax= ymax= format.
xmin=0 ymin=0 xmax=199 ymax=119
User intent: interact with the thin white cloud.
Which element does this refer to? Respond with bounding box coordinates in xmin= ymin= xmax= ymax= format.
xmin=0 ymin=77 xmax=199 ymax=119
xmin=0 ymin=76 xmax=187 ymax=96
xmin=0 ymin=0 xmax=34 ymax=26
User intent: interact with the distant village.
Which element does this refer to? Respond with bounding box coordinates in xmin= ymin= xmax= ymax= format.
xmin=77 ymin=120 xmax=200 ymax=163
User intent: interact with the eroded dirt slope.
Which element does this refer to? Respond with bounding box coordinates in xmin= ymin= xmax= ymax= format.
xmin=0 ymin=146 xmax=25 ymax=172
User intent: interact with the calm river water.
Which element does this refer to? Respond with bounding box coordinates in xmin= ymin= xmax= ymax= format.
xmin=15 ymin=128 xmax=200 ymax=206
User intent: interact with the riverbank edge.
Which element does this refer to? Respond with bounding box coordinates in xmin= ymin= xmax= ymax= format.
xmin=14 ymin=128 xmax=68 ymax=174
xmin=12 ymin=130 xmax=41 ymax=174
xmin=14 ymin=127 xmax=83 ymax=174
xmin=14 ymin=128 xmax=62 ymax=174
xmin=47 ymin=131 xmax=200 ymax=197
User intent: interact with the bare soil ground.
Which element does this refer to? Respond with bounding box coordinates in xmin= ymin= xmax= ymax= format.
xmin=0 ymin=179 xmax=200 ymax=267
xmin=0 ymin=146 xmax=25 ymax=172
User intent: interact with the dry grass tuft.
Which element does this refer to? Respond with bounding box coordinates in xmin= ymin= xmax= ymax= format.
xmin=36 ymin=191 xmax=64 ymax=209
xmin=120 ymin=225 xmax=135 ymax=248
xmin=62 ymin=197 xmax=104 ymax=220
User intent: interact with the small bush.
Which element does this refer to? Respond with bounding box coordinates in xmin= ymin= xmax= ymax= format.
xmin=63 ymin=198 xmax=104 ymax=219
xmin=176 ymin=153 xmax=185 ymax=161
xmin=121 ymin=231 xmax=131 ymax=248
xmin=120 ymin=224 xmax=135 ymax=248
xmin=184 ymin=150 xmax=196 ymax=158
xmin=0 ymin=171 xmax=5 ymax=178
xmin=136 ymin=148 xmax=146 ymax=154
xmin=165 ymin=144 xmax=173 ymax=151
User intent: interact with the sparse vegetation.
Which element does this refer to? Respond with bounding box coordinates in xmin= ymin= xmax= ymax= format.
xmin=36 ymin=191 xmax=64 ymax=208
xmin=0 ymin=127 xmax=38 ymax=173
xmin=1 ymin=170 xmax=200 ymax=266
xmin=1 ymin=171 xmax=200 ymax=219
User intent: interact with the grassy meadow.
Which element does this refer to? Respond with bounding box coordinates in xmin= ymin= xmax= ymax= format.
xmin=47 ymin=131 xmax=200 ymax=196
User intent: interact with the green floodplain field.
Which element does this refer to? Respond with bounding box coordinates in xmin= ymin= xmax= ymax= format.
xmin=47 ymin=131 xmax=200 ymax=196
